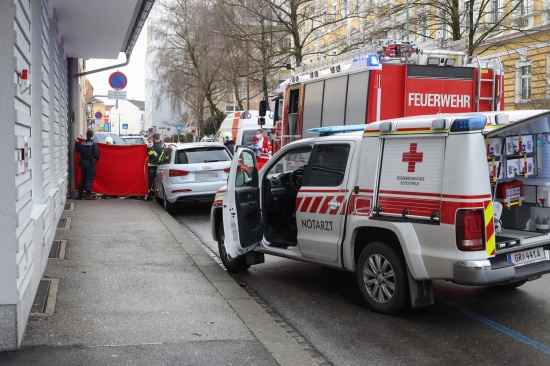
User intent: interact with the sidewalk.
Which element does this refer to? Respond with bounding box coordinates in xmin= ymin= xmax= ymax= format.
xmin=0 ymin=199 xmax=318 ymax=366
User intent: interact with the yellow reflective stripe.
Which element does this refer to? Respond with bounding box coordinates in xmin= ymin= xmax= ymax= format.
xmin=485 ymin=200 xmax=495 ymax=257
xmin=149 ymin=150 xmax=159 ymax=156
xmin=215 ymin=193 xmax=225 ymax=201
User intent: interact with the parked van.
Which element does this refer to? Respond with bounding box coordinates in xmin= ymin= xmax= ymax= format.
xmin=214 ymin=110 xmax=274 ymax=147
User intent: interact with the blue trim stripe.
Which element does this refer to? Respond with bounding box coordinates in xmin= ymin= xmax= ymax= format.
xmin=438 ymin=297 xmax=550 ymax=355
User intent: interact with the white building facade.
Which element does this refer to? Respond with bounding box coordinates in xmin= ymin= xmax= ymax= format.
xmin=0 ymin=0 xmax=154 ymax=351
xmin=109 ymin=99 xmax=145 ymax=135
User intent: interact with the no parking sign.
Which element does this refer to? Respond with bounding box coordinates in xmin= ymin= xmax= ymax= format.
xmin=108 ymin=71 xmax=128 ymax=90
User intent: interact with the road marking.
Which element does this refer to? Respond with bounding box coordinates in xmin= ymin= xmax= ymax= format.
xmin=438 ymin=297 xmax=550 ymax=355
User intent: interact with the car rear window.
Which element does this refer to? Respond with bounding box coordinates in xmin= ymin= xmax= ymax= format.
xmin=175 ymin=147 xmax=231 ymax=164
xmin=123 ymin=138 xmax=144 ymax=144
xmin=94 ymin=133 xmax=126 ymax=144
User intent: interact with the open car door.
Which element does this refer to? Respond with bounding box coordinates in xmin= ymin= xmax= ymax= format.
xmin=222 ymin=147 xmax=263 ymax=259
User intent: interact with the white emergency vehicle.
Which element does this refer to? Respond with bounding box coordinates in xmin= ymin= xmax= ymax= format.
xmin=211 ymin=110 xmax=550 ymax=314
xmin=214 ymin=110 xmax=274 ymax=147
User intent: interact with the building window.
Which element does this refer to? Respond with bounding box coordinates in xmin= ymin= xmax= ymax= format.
xmin=342 ymin=0 xmax=348 ymax=17
xmin=225 ymin=102 xmax=238 ymax=112
xmin=419 ymin=15 xmax=429 ymax=42
xmin=518 ymin=62 xmax=531 ymax=101
xmin=517 ymin=0 xmax=530 ymax=17
xmin=463 ymin=1 xmax=470 ymax=33
xmin=489 ymin=0 xmax=500 ymax=24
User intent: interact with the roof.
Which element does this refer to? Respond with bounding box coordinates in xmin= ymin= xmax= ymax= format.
xmin=362 ymin=110 xmax=549 ymax=136
xmin=127 ymin=99 xmax=145 ymax=110
xmin=52 ymin=0 xmax=154 ymax=59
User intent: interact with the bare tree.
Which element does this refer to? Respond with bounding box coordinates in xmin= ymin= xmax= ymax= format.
xmin=151 ymin=0 xmax=228 ymax=134
xmin=216 ymin=0 xmax=290 ymax=105
xmin=222 ymin=0 xmax=363 ymax=68
xmin=378 ymin=1 xmax=540 ymax=56
xmin=370 ymin=0 xmax=549 ymax=109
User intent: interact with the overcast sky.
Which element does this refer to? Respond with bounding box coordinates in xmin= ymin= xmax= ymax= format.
xmin=85 ymin=27 xmax=147 ymax=102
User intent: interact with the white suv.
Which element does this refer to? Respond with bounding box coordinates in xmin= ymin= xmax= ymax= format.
xmin=155 ymin=142 xmax=232 ymax=214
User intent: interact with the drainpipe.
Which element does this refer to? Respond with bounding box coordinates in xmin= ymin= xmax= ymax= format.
xmin=67 ymin=58 xmax=76 ymax=198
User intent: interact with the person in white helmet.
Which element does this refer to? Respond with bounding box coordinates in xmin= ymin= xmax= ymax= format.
xmin=104 ymin=136 xmax=114 ymax=145
xmin=222 ymin=132 xmax=235 ymax=156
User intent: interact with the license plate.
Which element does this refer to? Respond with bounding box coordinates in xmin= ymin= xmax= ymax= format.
xmin=196 ymin=171 xmax=219 ymax=181
xmin=507 ymin=247 xmax=548 ymax=267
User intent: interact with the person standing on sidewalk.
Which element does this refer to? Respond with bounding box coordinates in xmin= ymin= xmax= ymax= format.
xmin=75 ymin=129 xmax=100 ymax=200
xmin=147 ymin=133 xmax=165 ymax=200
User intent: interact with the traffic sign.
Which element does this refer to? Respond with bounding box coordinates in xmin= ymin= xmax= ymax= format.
xmin=108 ymin=71 xmax=128 ymax=90
xmin=95 ymin=111 xmax=103 ymax=119
xmin=108 ymin=90 xmax=127 ymax=100
xmin=104 ymin=123 xmax=110 ymax=132
xmin=176 ymin=124 xmax=183 ymax=130
xmin=122 ymin=123 xmax=128 ymax=130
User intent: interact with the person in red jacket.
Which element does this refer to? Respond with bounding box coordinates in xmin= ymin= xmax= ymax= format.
xmin=252 ymin=128 xmax=271 ymax=157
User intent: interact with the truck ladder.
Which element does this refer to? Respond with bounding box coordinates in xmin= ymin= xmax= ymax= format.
xmin=469 ymin=55 xmax=503 ymax=112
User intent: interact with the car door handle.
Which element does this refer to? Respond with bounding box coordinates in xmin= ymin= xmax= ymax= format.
xmin=328 ymin=201 xmax=340 ymax=210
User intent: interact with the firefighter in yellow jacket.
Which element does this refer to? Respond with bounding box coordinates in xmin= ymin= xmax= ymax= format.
xmin=147 ymin=133 xmax=165 ymax=200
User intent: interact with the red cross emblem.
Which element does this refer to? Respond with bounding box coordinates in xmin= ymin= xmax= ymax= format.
xmin=402 ymin=143 xmax=424 ymax=172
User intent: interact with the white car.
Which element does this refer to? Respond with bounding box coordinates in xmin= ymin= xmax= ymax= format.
xmin=155 ymin=142 xmax=232 ymax=213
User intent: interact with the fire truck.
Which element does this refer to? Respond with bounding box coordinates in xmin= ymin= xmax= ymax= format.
xmin=271 ymin=39 xmax=504 ymax=153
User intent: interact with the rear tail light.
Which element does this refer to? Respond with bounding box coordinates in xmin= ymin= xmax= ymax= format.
xmin=456 ymin=210 xmax=485 ymax=251
xmin=223 ymin=167 xmax=231 ymax=173
xmin=169 ymin=169 xmax=190 ymax=177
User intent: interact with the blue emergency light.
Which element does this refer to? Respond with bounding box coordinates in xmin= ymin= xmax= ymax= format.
xmin=352 ymin=54 xmax=379 ymax=67
xmin=450 ymin=116 xmax=487 ymax=132
xmin=307 ymin=125 xmax=366 ymax=135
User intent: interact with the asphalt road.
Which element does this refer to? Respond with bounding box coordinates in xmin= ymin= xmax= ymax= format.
xmin=173 ymin=203 xmax=550 ymax=366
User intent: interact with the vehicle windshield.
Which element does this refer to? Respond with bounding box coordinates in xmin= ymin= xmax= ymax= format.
xmin=94 ymin=133 xmax=126 ymax=144
xmin=175 ymin=147 xmax=231 ymax=164
xmin=123 ymin=138 xmax=144 ymax=144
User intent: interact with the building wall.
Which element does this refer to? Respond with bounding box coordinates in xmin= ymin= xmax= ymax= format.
xmin=0 ymin=0 xmax=68 ymax=351
xmin=109 ymin=100 xmax=144 ymax=135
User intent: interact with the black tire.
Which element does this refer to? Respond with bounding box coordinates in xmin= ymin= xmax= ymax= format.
xmin=217 ymin=221 xmax=250 ymax=272
xmin=155 ymin=185 xmax=163 ymax=204
xmin=356 ymin=242 xmax=409 ymax=315
xmin=490 ymin=279 xmax=527 ymax=290
xmin=163 ymin=189 xmax=176 ymax=215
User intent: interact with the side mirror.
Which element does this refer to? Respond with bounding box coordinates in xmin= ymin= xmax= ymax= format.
xmin=259 ymin=100 xmax=267 ymax=117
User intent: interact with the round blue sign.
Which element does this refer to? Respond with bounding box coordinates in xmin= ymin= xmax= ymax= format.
xmin=108 ymin=71 xmax=128 ymax=90
xmin=95 ymin=111 xmax=102 ymax=119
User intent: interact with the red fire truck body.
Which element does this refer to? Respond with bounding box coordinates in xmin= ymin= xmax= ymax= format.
xmin=272 ymin=41 xmax=504 ymax=153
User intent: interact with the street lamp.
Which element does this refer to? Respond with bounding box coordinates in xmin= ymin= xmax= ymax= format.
xmin=112 ymin=111 xmax=124 ymax=135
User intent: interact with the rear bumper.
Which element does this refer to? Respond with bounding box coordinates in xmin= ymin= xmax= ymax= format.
xmin=454 ymin=257 xmax=550 ymax=285
xmin=174 ymin=193 xmax=216 ymax=205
